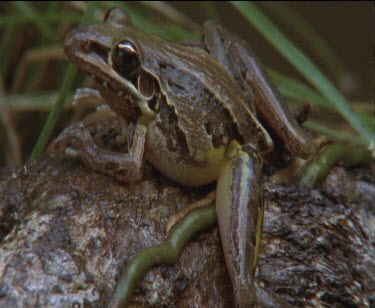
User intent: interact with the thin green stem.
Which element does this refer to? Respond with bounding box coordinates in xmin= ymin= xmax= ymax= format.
xmin=0 ymin=23 xmax=18 ymax=77
xmin=29 ymin=65 xmax=77 ymax=160
xmin=303 ymin=120 xmax=367 ymax=146
xmin=298 ymin=143 xmax=372 ymax=188
xmin=29 ymin=2 xmax=96 ymax=160
xmin=267 ymin=68 xmax=330 ymax=109
xmin=108 ymin=204 xmax=217 ymax=308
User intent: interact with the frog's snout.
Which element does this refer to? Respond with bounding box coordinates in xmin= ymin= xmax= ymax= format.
xmin=64 ymin=27 xmax=86 ymax=55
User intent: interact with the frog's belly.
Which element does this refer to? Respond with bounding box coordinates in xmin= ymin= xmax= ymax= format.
xmin=145 ymin=124 xmax=228 ymax=187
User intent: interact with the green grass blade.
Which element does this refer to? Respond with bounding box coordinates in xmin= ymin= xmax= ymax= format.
xmin=12 ymin=1 xmax=58 ymax=42
xmin=139 ymin=1 xmax=201 ymax=33
xmin=267 ymin=68 xmax=330 ymax=109
xmin=0 ymin=92 xmax=73 ymax=111
xmin=29 ymin=65 xmax=77 ymax=160
xmin=260 ymin=2 xmax=350 ymax=81
xmin=230 ymin=2 xmax=373 ymax=148
xmin=29 ymin=3 xmax=96 ymax=160
xmin=304 ymin=120 xmax=365 ymax=146
xmin=0 ymin=23 xmax=18 ymax=77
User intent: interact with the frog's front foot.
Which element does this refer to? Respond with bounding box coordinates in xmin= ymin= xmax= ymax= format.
xmin=51 ymin=122 xmax=147 ymax=183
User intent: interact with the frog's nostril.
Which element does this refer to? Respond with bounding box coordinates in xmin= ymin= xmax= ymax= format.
xmin=64 ymin=27 xmax=110 ymax=65
xmin=89 ymin=41 xmax=110 ymax=62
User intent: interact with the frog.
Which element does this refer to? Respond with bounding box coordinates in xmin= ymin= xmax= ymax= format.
xmin=54 ymin=7 xmax=315 ymax=307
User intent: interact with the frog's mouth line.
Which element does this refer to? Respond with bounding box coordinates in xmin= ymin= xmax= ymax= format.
xmin=64 ymin=29 xmax=155 ymax=118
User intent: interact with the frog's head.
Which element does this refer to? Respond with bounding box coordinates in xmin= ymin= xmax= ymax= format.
xmin=64 ymin=8 xmax=157 ymax=119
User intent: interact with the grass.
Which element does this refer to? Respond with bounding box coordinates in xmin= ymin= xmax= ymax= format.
xmin=231 ymin=2 xmax=373 ymax=147
xmin=0 ymin=2 xmax=373 ymax=164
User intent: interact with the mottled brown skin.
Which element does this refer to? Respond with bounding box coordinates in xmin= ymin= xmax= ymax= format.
xmin=56 ymin=8 xmax=314 ymax=307
xmin=202 ymin=22 xmax=314 ymax=159
xmin=63 ymin=12 xmax=273 ymax=186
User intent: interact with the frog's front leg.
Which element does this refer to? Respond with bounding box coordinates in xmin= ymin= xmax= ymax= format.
xmin=69 ymin=88 xmax=118 ymax=124
xmin=216 ymin=141 xmax=263 ymax=306
xmin=52 ymin=122 xmax=146 ymax=183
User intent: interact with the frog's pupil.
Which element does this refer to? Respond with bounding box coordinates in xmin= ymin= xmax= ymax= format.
xmin=114 ymin=41 xmax=139 ymax=77
xmin=120 ymin=50 xmax=135 ymax=64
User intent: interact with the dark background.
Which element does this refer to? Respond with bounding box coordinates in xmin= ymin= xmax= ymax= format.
xmin=174 ymin=1 xmax=374 ymax=102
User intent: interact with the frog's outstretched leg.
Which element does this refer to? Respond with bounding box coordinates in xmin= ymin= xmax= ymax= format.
xmin=108 ymin=203 xmax=217 ymax=308
xmin=51 ymin=122 xmax=146 ymax=183
xmin=297 ymin=143 xmax=372 ymax=188
xmin=215 ymin=141 xmax=263 ymax=307
xmin=216 ymin=141 xmax=290 ymax=307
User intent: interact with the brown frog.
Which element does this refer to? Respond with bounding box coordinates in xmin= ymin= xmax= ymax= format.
xmin=55 ymin=8 xmax=314 ymax=307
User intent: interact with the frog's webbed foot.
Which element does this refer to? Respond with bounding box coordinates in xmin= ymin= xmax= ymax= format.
xmin=51 ymin=122 xmax=146 ymax=183
xmin=256 ymin=287 xmax=293 ymax=308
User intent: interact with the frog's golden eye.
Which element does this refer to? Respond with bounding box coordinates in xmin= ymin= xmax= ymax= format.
xmin=112 ymin=40 xmax=140 ymax=77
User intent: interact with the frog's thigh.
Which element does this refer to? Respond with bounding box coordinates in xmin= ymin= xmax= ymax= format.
xmin=216 ymin=143 xmax=263 ymax=307
xmin=203 ymin=22 xmax=313 ymax=159
xmin=52 ymin=122 xmax=146 ymax=183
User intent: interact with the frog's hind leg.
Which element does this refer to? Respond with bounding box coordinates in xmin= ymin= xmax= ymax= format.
xmin=216 ymin=141 xmax=291 ymax=307
xmin=51 ymin=122 xmax=146 ymax=183
xmin=203 ymin=22 xmax=313 ymax=159
xmin=216 ymin=142 xmax=263 ymax=307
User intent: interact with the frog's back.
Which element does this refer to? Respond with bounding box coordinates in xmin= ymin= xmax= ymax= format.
xmin=142 ymin=38 xmax=272 ymax=152
xmin=142 ymin=41 xmax=271 ymax=187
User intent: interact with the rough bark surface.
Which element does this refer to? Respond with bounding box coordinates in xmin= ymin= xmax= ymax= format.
xmin=0 ymin=130 xmax=374 ymax=307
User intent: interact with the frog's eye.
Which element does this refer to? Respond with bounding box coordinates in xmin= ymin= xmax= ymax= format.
xmin=112 ymin=40 xmax=140 ymax=77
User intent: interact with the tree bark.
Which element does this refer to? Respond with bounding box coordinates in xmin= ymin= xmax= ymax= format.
xmin=0 ymin=152 xmax=374 ymax=307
